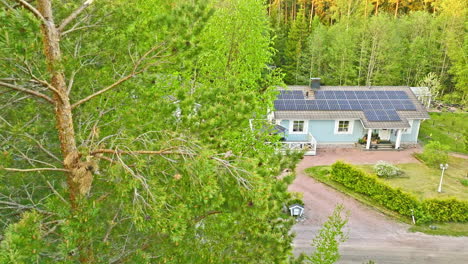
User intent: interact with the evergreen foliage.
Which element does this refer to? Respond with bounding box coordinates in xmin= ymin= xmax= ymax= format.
xmin=268 ymin=0 xmax=468 ymax=105
xmin=0 ymin=0 xmax=301 ymax=262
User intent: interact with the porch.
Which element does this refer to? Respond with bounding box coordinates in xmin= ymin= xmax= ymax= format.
xmin=360 ymin=128 xmax=404 ymax=150
xmin=280 ymin=132 xmax=317 ymax=156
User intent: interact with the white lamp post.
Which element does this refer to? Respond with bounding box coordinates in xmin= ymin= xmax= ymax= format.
xmin=438 ymin=164 xmax=449 ymax=193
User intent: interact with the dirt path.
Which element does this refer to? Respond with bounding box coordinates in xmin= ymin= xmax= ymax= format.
xmin=289 ymin=148 xmax=468 ymax=264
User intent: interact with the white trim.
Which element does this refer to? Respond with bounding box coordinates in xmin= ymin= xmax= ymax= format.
xmin=334 ymin=120 xmax=354 ymax=135
xmin=289 ymin=120 xmax=308 ymax=134
xmin=403 ymin=120 xmax=414 ymax=134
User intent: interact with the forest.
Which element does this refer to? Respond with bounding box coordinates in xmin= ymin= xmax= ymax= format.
xmin=269 ymin=0 xmax=467 ymax=105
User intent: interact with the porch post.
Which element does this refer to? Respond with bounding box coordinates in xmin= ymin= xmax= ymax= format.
xmin=366 ymin=129 xmax=372 ymax=150
xmin=395 ymin=129 xmax=402 ymax=149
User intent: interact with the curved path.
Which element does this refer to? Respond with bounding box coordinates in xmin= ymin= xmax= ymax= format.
xmin=289 ymin=148 xmax=468 ymax=264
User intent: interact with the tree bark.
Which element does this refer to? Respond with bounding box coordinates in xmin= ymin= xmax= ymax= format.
xmin=37 ymin=0 xmax=80 ymax=206
xmin=394 ymin=0 xmax=399 ymax=18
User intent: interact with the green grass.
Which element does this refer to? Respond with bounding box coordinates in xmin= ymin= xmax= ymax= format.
xmin=419 ymin=112 xmax=468 ymax=154
xmin=409 ymin=222 xmax=468 ymax=237
xmin=305 ymin=163 xmax=468 ymax=236
xmin=356 ymin=156 xmax=468 ymax=200
xmin=305 ymin=166 xmax=411 ymax=224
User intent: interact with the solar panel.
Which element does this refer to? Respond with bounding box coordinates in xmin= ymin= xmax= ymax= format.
xmin=314 ymin=91 xmax=326 ymax=99
xmin=354 ymin=91 xmax=367 ymax=99
xmin=367 ymin=91 xmax=379 ymax=99
xmin=363 ymin=110 xmax=378 ymax=121
xmin=316 ymin=100 xmax=329 ymax=110
xmin=345 ymin=91 xmax=358 ymax=100
xmin=306 ymin=101 xmax=318 ymax=110
xmin=364 ymin=109 xmax=401 ymax=121
xmin=327 ymin=100 xmax=339 ymax=110
xmin=275 ymin=89 xmax=415 ymax=122
xmin=334 ymin=91 xmax=346 ymax=99
xmin=395 ymin=91 xmax=409 ymax=99
xmin=325 ymin=91 xmax=336 ymax=99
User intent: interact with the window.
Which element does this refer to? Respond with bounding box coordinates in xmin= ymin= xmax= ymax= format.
xmin=334 ymin=120 xmax=354 ymax=134
xmin=292 ymin=121 xmax=305 ymax=132
xmin=338 ymin=121 xmax=349 ymax=132
xmin=290 ymin=120 xmax=306 ymax=134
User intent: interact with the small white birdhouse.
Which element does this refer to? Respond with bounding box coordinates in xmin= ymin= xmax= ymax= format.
xmin=289 ymin=204 xmax=304 ymax=217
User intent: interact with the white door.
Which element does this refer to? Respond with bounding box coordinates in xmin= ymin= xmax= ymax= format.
xmin=379 ymin=129 xmax=391 ymax=141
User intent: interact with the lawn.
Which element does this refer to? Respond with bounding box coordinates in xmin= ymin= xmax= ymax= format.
xmin=356 ymin=156 xmax=468 ymax=201
xmin=419 ymin=112 xmax=468 ymax=154
xmin=305 ymin=156 xmax=468 ymax=236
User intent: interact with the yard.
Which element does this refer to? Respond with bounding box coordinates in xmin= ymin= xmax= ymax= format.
xmin=356 ymin=156 xmax=468 ymax=201
xmin=305 ymin=154 xmax=468 ymax=236
xmin=419 ymin=112 xmax=468 ymax=154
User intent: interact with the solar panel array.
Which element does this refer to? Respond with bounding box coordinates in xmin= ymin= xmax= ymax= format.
xmin=275 ymin=90 xmax=417 ymax=122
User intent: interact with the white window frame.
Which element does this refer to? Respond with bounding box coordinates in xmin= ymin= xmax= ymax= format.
xmin=289 ymin=120 xmax=308 ymax=134
xmin=334 ymin=120 xmax=354 ymax=135
xmin=403 ymin=120 xmax=414 ymax=134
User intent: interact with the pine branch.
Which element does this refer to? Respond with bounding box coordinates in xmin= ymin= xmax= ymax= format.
xmin=90 ymin=148 xmax=195 ymax=156
xmin=194 ymin=210 xmax=222 ymax=223
xmin=71 ymin=43 xmax=168 ymax=109
xmin=0 ymin=81 xmax=54 ymax=104
xmin=58 ymin=0 xmax=95 ymax=32
xmin=71 ymin=72 xmax=136 ymax=109
xmin=3 ymin=167 xmax=70 ymax=173
xmin=14 ymin=0 xmax=47 ymax=24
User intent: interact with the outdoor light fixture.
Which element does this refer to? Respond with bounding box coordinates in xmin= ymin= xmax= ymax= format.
xmin=289 ymin=204 xmax=304 ymax=217
xmin=438 ymin=163 xmax=449 ymax=193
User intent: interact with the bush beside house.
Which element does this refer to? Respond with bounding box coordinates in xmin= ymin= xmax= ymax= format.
xmin=417 ymin=141 xmax=449 ymax=168
xmin=330 ymin=162 xmax=468 ymax=223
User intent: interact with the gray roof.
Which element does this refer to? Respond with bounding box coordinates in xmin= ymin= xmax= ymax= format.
xmin=274 ymin=86 xmax=430 ymax=129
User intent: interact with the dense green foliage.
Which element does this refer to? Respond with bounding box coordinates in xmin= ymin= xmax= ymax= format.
xmin=330 ymin=161 xmax=468 ymax=223
xmin=305 ymin=205 xmax=348 ymax=264
xmin=330 ymin=162 xmax=424 ymax=219
xmin=422 ymin=198 xmax=468 ymax=222
xmin=419 ymin=112 xmax=468 ymax=154
xmin=418 ymin=141 xmax=449 ymax=167
xmin=0 ymin=0 xmax=305 ymax=262
xmin=269 ymin=0 xmax=468 ymax=105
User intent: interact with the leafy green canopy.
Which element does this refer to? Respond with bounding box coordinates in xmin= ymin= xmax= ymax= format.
xmin=0 ymin=0 xmax=299 ymax=263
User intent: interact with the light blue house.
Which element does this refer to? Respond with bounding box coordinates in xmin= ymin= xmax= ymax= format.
xmin=272 ymin=79 xmax=430 ymax=155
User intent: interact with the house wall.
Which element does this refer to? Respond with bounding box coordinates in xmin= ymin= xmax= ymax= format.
xmin=389 ymin=119 xmax=421 ymax=143
xmin=308 ymin=120 xmax=365 ymax=143
xmin=280 ymin=119 xmax=422 ymax=144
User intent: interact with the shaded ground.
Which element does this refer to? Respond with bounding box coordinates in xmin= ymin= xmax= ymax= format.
xmin=289 ymin=148 xmax=468 ymax=264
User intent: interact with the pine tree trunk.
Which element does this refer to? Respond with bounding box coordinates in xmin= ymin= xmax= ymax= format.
xmin=37 ymin=1 xmax=93 ymax=262
xmin=375 ymin=0 xmax=379 ymax=16
xmin=394 ymin=0 xmax=399 ymax=18
xmin=37 ymin=0 xmax=80 ymax=207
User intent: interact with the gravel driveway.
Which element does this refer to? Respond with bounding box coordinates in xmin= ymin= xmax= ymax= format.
xmin=289 ymin=148 xmax=468 ymax=264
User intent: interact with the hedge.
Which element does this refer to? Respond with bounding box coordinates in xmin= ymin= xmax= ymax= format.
xmin=330 ymin=161 xmax=468 ymax=223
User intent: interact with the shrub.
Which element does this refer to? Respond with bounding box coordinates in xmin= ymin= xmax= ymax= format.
xmin=460 ymin=179 xmax=468 ymax=187
xmin=330 ymin=162 xmax=423 ymax=219
xmin=419 ymin=141 xmax=449 ymax=168
xmin=373 ymin=161 xmax=402 ymax=178
xmin=330 ymin=161 xmax=468 ymax=223
xmin=423 ymin=199 xmax=468 ymax=222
